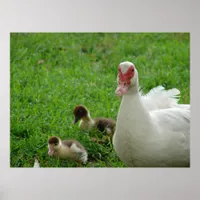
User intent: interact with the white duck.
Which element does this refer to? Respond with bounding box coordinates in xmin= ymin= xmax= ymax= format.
xmin=113 ymin=61 xmax=190 ymax=167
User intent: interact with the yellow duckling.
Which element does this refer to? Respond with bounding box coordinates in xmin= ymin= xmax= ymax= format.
xmin=48 ymin=136 xmax=88 ymax=165
xmin=73 ymin=105 xmax=116 ymax=138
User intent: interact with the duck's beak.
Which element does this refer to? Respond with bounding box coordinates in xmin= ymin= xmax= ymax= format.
xmin=73 ymin=116 xmax=80 ymax=124
xmin=115 ymin=82 xmax=129 ymax=96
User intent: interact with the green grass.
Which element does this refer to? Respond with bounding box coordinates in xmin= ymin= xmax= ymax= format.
xmin=10 ymin=33 xmax=190 ymax=167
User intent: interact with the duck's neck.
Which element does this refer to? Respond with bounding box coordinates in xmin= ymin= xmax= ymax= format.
xmin=54 ymin=143 xmax=62 ymax=152
xmin=81 ymin=113 xmax=93 ymax=123
xmin=80 ymin=114 xmax=95 ymax=129
xmin=117 ymin=86 xmax=155 ymax=138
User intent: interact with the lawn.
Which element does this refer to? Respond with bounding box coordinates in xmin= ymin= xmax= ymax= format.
xmin=10 ymin=33 xmax=190 ymax=167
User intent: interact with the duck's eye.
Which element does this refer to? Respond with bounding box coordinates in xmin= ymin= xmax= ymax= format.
xmin=124 ymin=82 xmax=126 ymax=86
xmin=132 ymin=69 xmax=134 ymax=72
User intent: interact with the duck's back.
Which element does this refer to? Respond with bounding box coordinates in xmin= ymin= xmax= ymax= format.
xmin=94 ymin=117 xmax=116 ymax=134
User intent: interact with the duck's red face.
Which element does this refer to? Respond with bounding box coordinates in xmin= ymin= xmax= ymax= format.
xmin=115 ymin=65 xmax=135 ymax=96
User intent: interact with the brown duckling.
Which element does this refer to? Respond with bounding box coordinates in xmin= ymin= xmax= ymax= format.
xmin=48 ymin=136 xmax=88 ymax=165
xmin=73 ymin=105 xmax=116 ymax=137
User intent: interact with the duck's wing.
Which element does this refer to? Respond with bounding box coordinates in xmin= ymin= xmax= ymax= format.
xmin=94 ymin=118 xmax=116 ymax=133
xmin=62 ymin=140 xmax=86 ymax=151
xmin=140 ymin=85 xmax=181 ymax=111
xmin=151 ymin=107 xmax=190 ymax=139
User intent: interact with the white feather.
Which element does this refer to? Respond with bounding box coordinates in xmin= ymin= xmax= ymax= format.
xmin=33 ymin=158 xmax=40 ymax=168
xmin=70 ymin=143 xmax=88 ymax=164
xmin=140 ymin=85 xmax=182 ymax=111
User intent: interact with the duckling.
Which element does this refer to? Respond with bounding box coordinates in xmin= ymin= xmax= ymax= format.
xmin=73 ymin=105 xmax=116 ymax=138
xmin=48 ymin=136 xmax=88 ymax=165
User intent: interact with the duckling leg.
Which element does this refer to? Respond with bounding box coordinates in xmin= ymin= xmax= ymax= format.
xmin=91 ymin=137 xmax=104 ymax=144
xmin=91 ymin=137 xmax=98 ymax=142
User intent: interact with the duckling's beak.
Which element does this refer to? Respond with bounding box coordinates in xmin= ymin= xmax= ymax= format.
xmin=73 ymin=116 xmax=80 ymax=124
xmin=48 ymin=149 xmax=54 ymax=156
xmin=48 ymin=145 xmax=55 ymax=156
